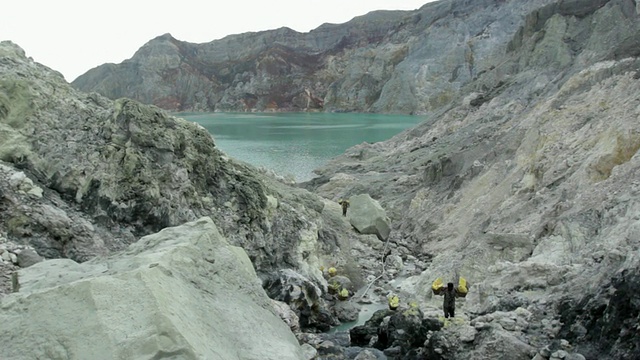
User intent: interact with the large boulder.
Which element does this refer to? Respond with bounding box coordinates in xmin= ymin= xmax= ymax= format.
xmin=348 ymin=194 xmax=391 ymax=241
xmin=351 ymin=305 xmax=442 ymax=357
xmin=0 ymin=217 xmax=304 ymax=360
xmin=333 ymin=300 xmax=361 ymax=322
xmin=263 ymin=268 xmax=337 ymax=332
xmin=425 ymin=323 xmax=535 ymax=360
xmin=374 ymin=305 xmax=440 ymax=356
xmin=350 ymin=308 xmax=396 ymax=347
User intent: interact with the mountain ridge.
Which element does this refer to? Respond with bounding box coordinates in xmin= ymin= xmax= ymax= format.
xmin=73 ymin=0 xmax=568 ymax=114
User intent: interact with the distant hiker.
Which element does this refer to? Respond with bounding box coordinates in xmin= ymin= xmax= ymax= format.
xmin=441 ymin=282 xmax=458 ymax=318
xmin=338 ymin=199 xmax=350 ymax=217
xmin=432 ymin=277 xmax=468 ymax=318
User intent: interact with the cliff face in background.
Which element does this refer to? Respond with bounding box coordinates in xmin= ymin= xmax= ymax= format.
xmin=3 ymin=0 xmax=640 ymax=359
xmin=71 ymin=0 xmax=581 ymax=114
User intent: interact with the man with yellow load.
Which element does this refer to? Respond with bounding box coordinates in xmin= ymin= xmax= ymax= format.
xmin=432 ymin=277 xmax=468 ymax=318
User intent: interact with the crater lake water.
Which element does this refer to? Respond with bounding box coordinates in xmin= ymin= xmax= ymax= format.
xmin=178 ymin=112 xmax=422 ymax=182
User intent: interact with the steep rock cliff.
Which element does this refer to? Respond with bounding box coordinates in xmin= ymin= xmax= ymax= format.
xmin=73 ymin=0 xmax=572 ymax=114
xmin=302 ymin=0 xmax=640 ymax=358
xmin=0 ymin=41 xmax=363 ymax=288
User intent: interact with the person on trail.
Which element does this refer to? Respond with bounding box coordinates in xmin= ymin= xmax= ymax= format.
xmin=432 ymin=277 xmax=468 ymax=318
xmin=338 ymin=199 xmax=350 ymax=217
xmin=441 ymin=282 xmax=459 ymax=318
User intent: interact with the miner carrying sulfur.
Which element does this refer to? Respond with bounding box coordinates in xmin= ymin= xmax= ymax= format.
xmin=432 ymin=277 xmax=468 ymax=318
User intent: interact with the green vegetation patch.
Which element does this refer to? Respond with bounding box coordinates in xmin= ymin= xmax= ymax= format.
xmin=0 ymin=125 xmax=31 ymax=162
xmin=7 ymin=212 xmax=31 ymax=237
xmin=0 ymin=78 xmax=36 ymax=129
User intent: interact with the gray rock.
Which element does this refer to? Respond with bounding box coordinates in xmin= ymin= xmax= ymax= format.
xmin=565 ymin=353 xmax=586 ymax=360
xmin=468 ymin=327 xmax=536 ymax=359
xmin=540 ymin=345 xmax=553 ymax=358
xmin=271 ymin=299 xmax=301 ymax=333
xmin=348 ymin=194 xmax=391 ymax=240
xmin=330 ymin=275 xmax=353 ymax=291
xmin=15 ymin=249 xmax=43 ymax=268
xmin=458 ymin=325 xmax=478 ymax=343
xmin=498 ymin=317 xmax=517 ymax=331
xmin=0 ymin=217 xmax=305 ymax=360
xmin=263 ymin=268 xmax=335 ymax=332
xmin=333 ymin=300 xmax=361 ymax=322
xmin=550 ymin=349 xmax=568 ymax=359
xmin=71 ymin=1 xmax=573 ymax=116
xmin=300 ymin=343 xmax=317 ymax=360
xmin=301 ymin=3 xmax=640 ymax=358
xmin=354 ymin=349 xmax=380 ymax=360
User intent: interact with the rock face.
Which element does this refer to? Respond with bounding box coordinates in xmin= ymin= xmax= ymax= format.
xmin=347 ymin=194 xmax=391 ymax=241
xmin=263 ymin=268 xmax=336 ymax=331
xmin=350 ymin=306 xmax=443 ymax=357
xmin=72 ymin=0 xmax=578 ymax=114
xmin=0 ymin=217 xmax=305 ymax=360
xmin=300 ymin=0 xmax=640 ymax=359
xmin=559 ymin=263 xmax=640 ymax=359
xmin=0 ymin=40 xmax=365 ymax=285
xmin=3 ymin=0 xmax=640 ymax=359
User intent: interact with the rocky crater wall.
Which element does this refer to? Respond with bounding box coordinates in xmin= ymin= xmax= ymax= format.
xmin=2 ymin=0 xmax=640 ymax=359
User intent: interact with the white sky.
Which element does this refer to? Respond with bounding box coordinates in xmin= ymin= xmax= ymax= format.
xmin=2 ymin=1 xmax=437 ymax=82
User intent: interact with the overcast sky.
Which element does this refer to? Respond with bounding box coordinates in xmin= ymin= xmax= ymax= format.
xmin=2 ymin=1 xmax=437 ymax=82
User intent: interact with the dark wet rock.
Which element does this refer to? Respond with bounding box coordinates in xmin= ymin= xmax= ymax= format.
xmin=350 ymin=309 xmax=396 ymax=347
xmin=349 ymin=305 xmax=441 ymax=357
xmin=350 ymin=325 xmax=376 ymax=348
xmin=264 ymin=269 xmax=337 ymax=332
xmin=346 ymin=347 xmax=387 ymax=360
xmin=317 ymin=340 xmax=346 ymax=357
xmin=424 ymin=331 xmax=453 ymax=360
xmin=558 ymin=267 xmax=640 ymax=360
xmin=382 ymin=346 xmax=401 ymax=357
xmin=374 ymin=306 xmax=434 ymax=355
xmin=333 ymin=300 xmax=361 ymax=322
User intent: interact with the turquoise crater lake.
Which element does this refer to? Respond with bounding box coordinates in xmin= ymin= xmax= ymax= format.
xmin=179 ymin=112 xmax=422 ymax=182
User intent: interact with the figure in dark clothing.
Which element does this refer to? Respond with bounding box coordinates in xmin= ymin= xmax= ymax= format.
xmin=338 ymin=199 xmax=350 ymax=217
xmin=382 ymin=249 xmax=392 ymax=263
xmin=433 ymin=277 xmax=468 ymax=318
xmin=442 ymin=282 xmax=459 ymax=318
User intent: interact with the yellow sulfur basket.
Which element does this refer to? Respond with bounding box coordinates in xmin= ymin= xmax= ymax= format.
xmin=432 ymin=277 xmax=444 ymax=295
